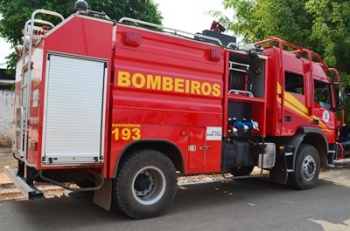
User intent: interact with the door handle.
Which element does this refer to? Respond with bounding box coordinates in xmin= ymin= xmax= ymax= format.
xmin=200 ymin=146 xmax=210 ymax=151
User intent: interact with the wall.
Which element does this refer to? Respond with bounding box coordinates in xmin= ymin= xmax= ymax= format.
xmin=0 ymin=90 xmax=14 ymax=147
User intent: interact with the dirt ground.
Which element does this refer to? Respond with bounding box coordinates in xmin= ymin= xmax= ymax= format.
xmin=1 ymin=145 xmax=276 ymax=203
xmin=0 ymin=147 xmax=70 ymax=201
xmin=0 ymin=147 xmax=16 ymax=184
xmin=0 ymin=147 xmax=23 ymax=201
xmin=0 ymin=147 xmax=229 ymax=202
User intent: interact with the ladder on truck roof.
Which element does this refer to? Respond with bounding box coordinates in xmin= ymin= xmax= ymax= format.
xmin=15 ymin=10 xmax=64 ymax=162
xmin=119 ymin=17 xmax=223 ymax=46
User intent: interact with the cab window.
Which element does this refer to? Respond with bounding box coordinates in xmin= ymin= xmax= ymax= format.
xmin=285 ymin=72 xmax=304 ymax=95
xmin=314 ymin=80 xmax=331 ymax=110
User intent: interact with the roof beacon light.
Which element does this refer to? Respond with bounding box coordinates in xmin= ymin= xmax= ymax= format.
xmin=75 ymin=0 xmax=88 ymax=12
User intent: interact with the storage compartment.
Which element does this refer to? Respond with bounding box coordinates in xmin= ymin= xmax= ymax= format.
xmin=223 ymin=140 xmax=252 ymax=168
xmin=42 ymin=55 xmax=107 ymax=164
xmin=228 ymin=51 xmax=266 ymax=98
xmin=228 ymin=101 xmax=252 ymax=122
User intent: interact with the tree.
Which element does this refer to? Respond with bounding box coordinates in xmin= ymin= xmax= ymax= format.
xmin=305 ymin=0 xmax=350 ymax=124
xmin=0 ymin=0 xmax=163 ymax=73
xmin=306 ymin=0 xmax=350 ymax=78
xmin=211 ymin=0 xmax=350 ymax=72
xmin=211 ymin=0 xmax=350 ymax=124
xmin=210 ymin=0 xmax=314 ymax=45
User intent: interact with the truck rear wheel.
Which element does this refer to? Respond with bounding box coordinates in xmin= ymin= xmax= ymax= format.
xmin=288 ymin=144 xmax=320 ymax=190
xmin=113 ymin=150 xmax=177 ymax=219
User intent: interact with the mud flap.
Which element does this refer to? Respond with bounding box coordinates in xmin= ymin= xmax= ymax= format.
xmin=269 ymin=167 xmax=288 ymax=184
xmin=93 ymin=178 xmax=112 ymax=210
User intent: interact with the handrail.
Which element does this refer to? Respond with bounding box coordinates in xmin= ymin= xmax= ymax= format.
xmin=19 ymin=106 xmax=25 ymax=158
xmin=229 ymin=61 xmax=250 ymax=70
xmin=256 ymin=36 xmax=343 ymax=127
xmin=119 ymin=17 xmax=222 ymax=46
xmin=255 ymin=36 xmax=329 ymax=70
xmin=22 ymin=19 xmax=55 ymax=57
xmin=329 ymin=68 xmax=344 ymax=126
xmin=17 ymin=9 xmax=64 ymax=166
xmin=255 ymin=36 xmax=303 ymax=51
xmin=228 ymin=89 xmax=254 ymax=97
xmin=26 ymin=9 xmax=64 ymax=54
xmin=227 ymin=42 xmax=239 ymax=48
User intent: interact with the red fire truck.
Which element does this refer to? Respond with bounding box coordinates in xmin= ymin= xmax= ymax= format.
xmin=5 ymin=1 xmax=346 ymax=219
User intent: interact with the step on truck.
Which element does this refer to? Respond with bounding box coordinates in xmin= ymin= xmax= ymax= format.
xmin=5 ymin=0 xmax=346 ymax=219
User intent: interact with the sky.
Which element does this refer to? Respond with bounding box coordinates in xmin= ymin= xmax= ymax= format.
xmin=153 ymin=0 xmax=232 ymax=34
xmin=0 ymin=0 xmax=233 ymax=68
xmin=0 ymin=33 xmax=11 ymax=68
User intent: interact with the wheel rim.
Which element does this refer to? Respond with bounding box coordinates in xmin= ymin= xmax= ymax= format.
xmin=132 ymin=166 xmax=166 ymax=205
xmin=302 ymin=155 xmax=317 ymax=181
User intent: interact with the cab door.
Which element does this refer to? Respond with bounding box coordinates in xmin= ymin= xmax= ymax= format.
xmin=313 ymin=79 xmax=336 ymax=142
xmin=282 ymin=71 xmax=307 ymax=135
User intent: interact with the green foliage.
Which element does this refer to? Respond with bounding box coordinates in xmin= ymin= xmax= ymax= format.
xmin=212 ymin=0 xmax=350 ymax=124
xmin=0 ymin=0 xmax=162 ymax=75
xmin=211 ymin=0 xmax=313 ymax=46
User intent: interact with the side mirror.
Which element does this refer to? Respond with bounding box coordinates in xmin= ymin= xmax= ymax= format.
xmin=339 ymin=87 xmax=345 ymax=107
xmin=345 ymin=87 xmax=350 ymax=96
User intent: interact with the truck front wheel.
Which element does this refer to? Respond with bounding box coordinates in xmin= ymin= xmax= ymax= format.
xmin=113 ymin=150 xmax=177 ymax=219
xmin=288 ymin=144 xmax=320 ymax=190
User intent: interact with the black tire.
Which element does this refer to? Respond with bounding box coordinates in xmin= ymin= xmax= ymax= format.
xmin=113 ymin=150 xmax=177 ymax=219
xmin=230 ymin=165 xmax=255 ymax=176
xmin=288 ymin=144 xmax=320 ymax=190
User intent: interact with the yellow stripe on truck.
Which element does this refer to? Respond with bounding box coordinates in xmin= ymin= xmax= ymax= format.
xmin=277 ymin=83 xmax=327 ymax=130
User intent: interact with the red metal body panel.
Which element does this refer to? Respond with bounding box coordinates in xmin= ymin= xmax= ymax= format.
xmin=26 ymin=46 xmax=44 ymax=166
xmin=109 ymin=24 xmax=224 ymax=176
xmin=13 ymin=45 xmax=45 ymax=167
xmin=264 ymin=46 xmax=337 ymax=142
xmin=24 ymin=15 xmax=113 ymax=172
xmin=264 ymin=48 xmax=279 ymax=136
xmin=43 ymin=15 xmax=113 ymax=58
